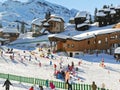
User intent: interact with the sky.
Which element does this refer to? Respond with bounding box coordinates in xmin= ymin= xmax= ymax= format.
xmin=0 ymin=0 xmax=120 ymax=14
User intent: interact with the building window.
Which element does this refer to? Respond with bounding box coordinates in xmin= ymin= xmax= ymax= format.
xmin=75 ymin=53 xmax=79 ymax=55
xmin=110 ymin=36 xmax=115 ymax=40
xmin=71 ymin=44 xmax=74 ymax=48
xmin=67 ymin=44 xmax=70 ymax=48
xmin=98 ymin=40 xmax=102 ymax=44
xmin=105 ymin=37 xmax=108 ymax=43
xmin=88 ymin=40 xmax=90 ymax=45
xmin=115 ymin=35 xmax=118 ymax=39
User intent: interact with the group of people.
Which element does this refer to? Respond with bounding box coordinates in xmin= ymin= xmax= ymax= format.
xmin=29 ymin=85 xmax=43 ymax=90
xmin=2 ymin=77 xmax=106 ymax=90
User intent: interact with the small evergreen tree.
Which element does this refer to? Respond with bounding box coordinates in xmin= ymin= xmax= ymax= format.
xmin=45 ymin=11 xmax=51 ymax=20
xmin=21 ymin=23 xmax=25 ymax=34
xmin=0 ymin=23 xmax=2 ymax=28
xmin=103 ymin=5 xmax=108 ymax=9
xmin=94 ymin=8 xmax=98 ymax=22
xmin=17 ymin=23 xmax=19 ymax=31
xmin=89 ymin=14 xmax=93 ymax=24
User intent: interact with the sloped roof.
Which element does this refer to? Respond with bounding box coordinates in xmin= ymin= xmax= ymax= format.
xmin=72 ymin=28 xmax=120 ymax=40
xmin=1 ymin=28 xmax=20 ymax=33
xmin=0 ymin=37 xmax=9 ymax=41
xmin=31 ymin=18 xmax=45 ymax=26
xmin=110 ymin=9 xmax=116 ymax=14
xmin=96 ymin=12 xmax=106 ymax=17
xmin=48 ymin=18 xmax=62 ymax=22
xmin=77 ymin=23 xmax=89 ymax=28
xmin=114 ymin=47 xmax=120 ymax=54
xmin=75 ymin=11 xmax=88 ymax=18
xmin=48 ymin=34 xmax=70 ymax=40
xmin=48 ymin=28 xmax=120 ymax=41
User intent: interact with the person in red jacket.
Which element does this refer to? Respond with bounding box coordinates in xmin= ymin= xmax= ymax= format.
xmin=29 ymin=86 xmax=34 ymax=90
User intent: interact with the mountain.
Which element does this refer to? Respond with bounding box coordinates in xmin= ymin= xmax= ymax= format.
xmin=0 ymin=0 xmax=78 ymax=26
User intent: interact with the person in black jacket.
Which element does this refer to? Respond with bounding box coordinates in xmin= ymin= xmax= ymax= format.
xmin=3 ymin=79 xmax=12 ymax=90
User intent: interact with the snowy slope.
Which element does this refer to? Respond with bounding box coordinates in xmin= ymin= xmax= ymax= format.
xmin=0 ymin=0 xmax=78 ymax=26
xmin=0 ymin=35 xmax=119 ymax=90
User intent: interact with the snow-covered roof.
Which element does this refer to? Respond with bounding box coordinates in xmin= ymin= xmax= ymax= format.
xmin=0 ymin=37 xmax=9 ymax=41
xmin=48 ymin=28 xmax=120 ymax=41
xmin=69 ymin=17 xmax=74 ymax=20
xmin=103 ymin=8 xmax=110 ymax=12
xmin=48 ymin=34 xmax=70 ymax=40
xmin=114 ymin=47 xmax=120 ymax=54
xmin=31 ymin=18 xmax=43 ymax=26
xmin=2 ymin=28 xmax=20 ymax=33
xmin=77 ymin=23 xmax=89 ymax=28
xmin=43 ymin=22 xmax=49 ymax=26
xmin=48 ymin=18 xmax=62 ymax=22
xmin=96 ymin=12 xmax=106 ymax=17
xmin=72 ymin=28 xmax=120 ymax=40
xmin=110 ymin=10 xmax=116 ymax=14
xmin=75 ymin=11 xmax=88 ymax=18
xmin=115 ymin=5 xmax=120 ymax=9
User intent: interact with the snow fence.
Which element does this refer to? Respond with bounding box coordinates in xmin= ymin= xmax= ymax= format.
xmin=0 ymin=73 xmax=109 ymax=90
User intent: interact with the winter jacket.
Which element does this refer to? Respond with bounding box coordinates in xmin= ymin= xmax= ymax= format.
xmin=92 ymin=82 xmax=97 ymax=90
xmin=50 ymin=82 xmax=55 ymax=89
xmin=29 ymin=86 xmax=34 ymax=90
xmin=3 ymin=79 xmax=12 ymax=90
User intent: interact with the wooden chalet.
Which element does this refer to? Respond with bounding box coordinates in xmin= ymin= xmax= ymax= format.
xmin=48 ymin=28 xmax=120 ymax=57
xmin=47 ymin=15 xmax=64 ymax=33
xmin=77 ymin=23 xmax=89 ymax=31
xmin=31 ymin=18 xmax=46 ymax=33
xmin=69 ymin=17 xmax=75 ymax=24
xmin=0 ymin=28 xmax=20 ymax=42
xmin=96 ymin=5 xmax=120 ymax=27
xmin=74 ymin=11 xmax=89 ymax=31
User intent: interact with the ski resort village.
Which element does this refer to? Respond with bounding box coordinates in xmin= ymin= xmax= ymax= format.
xmin=0 ymin=0 xmax=120 ymax=90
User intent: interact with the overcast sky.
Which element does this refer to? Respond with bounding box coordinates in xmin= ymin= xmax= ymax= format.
xmin=1 ymin=0 xmax=120 ymax=14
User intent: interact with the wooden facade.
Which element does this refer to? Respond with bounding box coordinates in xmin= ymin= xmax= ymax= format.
xmin=47 ymin=17 xmax=64 ymax=33
xmin=74 ymin=11 xmax=89 ymax=31
xmin=0 ymin=28 xmax=19 ymax=42
xmin=49 ymin=29 xmax=120 ymax=57
xmin=96 ymin=6 xmax=120 ymax=27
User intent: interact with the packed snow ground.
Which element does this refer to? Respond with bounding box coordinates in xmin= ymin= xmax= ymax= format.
xmin=0 ymin=43 xmax=120 ymax=90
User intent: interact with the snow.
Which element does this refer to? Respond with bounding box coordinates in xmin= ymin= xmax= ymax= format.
xmin=31 ymin=18 xmax=43 ymax=26
xmin=48 ymin=18 xmax=62 ymax=22
xmin=48 ymin=34 xmax=70 ymax=40
xmin=75 ymin=11 xmax=88 ymax=18
xmin=114 ymin=47 xmax=120 ymax=54
xmin=1 ymin=28 xmax=19 ymax=33
xmin=96 ymin=12 xmax=106 ymax=17
xmin=77 ymin=23 xmax=88 ymax=28
xmin=0 ymin=30 xmax=120 ymax=90
xmin=49 ymin=28 xmax=120 ymax=41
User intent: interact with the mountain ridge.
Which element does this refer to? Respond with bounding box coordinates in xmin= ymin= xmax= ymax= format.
xmin=0 ymin=0 xmax=78 ymax=26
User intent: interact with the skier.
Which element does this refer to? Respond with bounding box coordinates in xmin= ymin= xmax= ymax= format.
xmin=39 ymin=62 xmax=41 ymax=67
xmin=54 ymin=64 xmax=57 ymax=71
xmin=3 ymin=79 xmax=12 ymax=90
